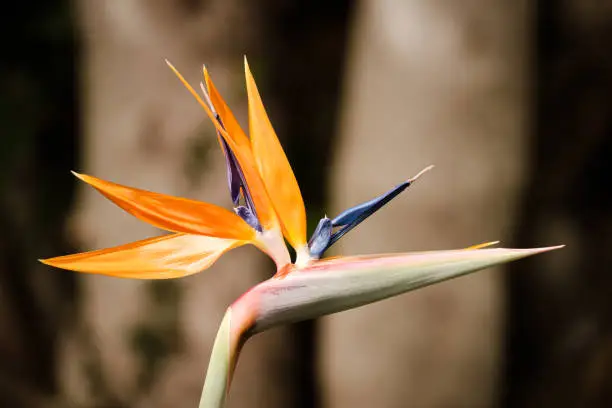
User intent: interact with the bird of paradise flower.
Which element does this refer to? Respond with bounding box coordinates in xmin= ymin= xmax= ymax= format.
xmin=41 ymin=58 xmax=562 ymax=408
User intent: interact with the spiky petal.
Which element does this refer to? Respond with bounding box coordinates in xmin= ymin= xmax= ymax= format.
xmin=40 ymin=233 xmax=244 ymax=279
xmin=166 ymin=61 xmax=281 ymax=233
xmin=244 ymin=58 xmax=307 ymax=252
xmin=72 ymin=172 xmax=255 ymax=241
xmin=308 ymin=166 xmax=434 ymax=257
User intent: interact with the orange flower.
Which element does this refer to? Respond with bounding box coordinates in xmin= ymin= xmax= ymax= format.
xmin=42 ymin=59 xmax=309 ymax=276
xmin=41 ymin=59 xmax=434 ymax=277
xmin=40 ymin=59 xmax=563 ymax=408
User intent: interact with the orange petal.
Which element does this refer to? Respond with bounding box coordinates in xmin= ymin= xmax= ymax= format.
xmin=73 ymin=172 xmax=254 ymax=241
xmin=244 ymin=58 xmax=307 ymax=249
xmin=166 ymin=60 xmax=280 ymax=232
xmin=40 ymin=233 xmax=243 ymax=279
xmin=202 ymin=66 xmax=251 ymax=150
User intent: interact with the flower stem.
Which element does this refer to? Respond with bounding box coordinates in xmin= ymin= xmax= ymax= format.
xmin=199 ymin=308 xmax=244 ymax=408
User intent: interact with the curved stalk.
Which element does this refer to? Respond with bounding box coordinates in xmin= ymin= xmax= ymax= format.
xmin=199 ymin=307 xmax=249 ymax=408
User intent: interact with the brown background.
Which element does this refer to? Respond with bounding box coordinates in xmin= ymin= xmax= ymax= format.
xmin=1 ymin=0 xmax=610 ymax=407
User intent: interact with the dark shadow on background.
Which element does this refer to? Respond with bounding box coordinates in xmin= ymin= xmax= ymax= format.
xmin=0 ymin=0 xmax=79 ymax=405
xmin=504 ymin=1 xmax=612 ymax=407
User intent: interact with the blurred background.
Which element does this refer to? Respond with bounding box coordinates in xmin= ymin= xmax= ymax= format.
xmin=1 ymin=0 xmax=611 ymax=407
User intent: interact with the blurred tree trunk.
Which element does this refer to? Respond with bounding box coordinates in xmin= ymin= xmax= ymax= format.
xmin=63 ymin=1 xmax=300 ymax=407
xmin=251 ymin=2 xmax=353 ymax=406
xmin=322 ymin=0 xmax=530 ymax=407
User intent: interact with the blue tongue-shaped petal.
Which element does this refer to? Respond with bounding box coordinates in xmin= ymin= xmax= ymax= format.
xmin=329 ymin=181 xmax=410 ymax=245
xmin=308 ymin=166 xmax=433 ymax=258
xmin=308 ymin=217 xmax=333 ymax=258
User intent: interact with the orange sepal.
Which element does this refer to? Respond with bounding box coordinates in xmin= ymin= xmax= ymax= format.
xmin=244 ymin=58 xmax=307 ymax=249
xmin=40 ymin=233 xmax=243 ymax=279
xmin=165 ymin=60 xmax=280 ymax=232
xmin=202 ymin=66 xmax=251 ymax=150
xmin=73 ymin=172 xmax=255 ymax=241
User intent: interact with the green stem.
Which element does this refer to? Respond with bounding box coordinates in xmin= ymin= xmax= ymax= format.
xmin=198 ymin=308 xmax=244 ymax=408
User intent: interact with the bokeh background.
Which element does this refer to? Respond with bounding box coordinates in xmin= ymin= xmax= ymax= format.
xmin=1 ymin=0 xmax=611 ymax=407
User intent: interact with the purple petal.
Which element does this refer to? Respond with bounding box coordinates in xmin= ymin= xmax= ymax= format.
xmin=219 ymin=136 xmax=243 ymax=206
xmin=234 ymin=205 xmax=262 ymax=232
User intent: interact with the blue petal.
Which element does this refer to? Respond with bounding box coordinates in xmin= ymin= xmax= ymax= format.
xmin=328 ymin=181 xmax=411 ymax=247
xmin=307 ymin=217 xmax=332 ymax=258
xmin=306 ymin=166 xmax=432 ymax=258
xmin=332 ymin=181 xmax=410 ymax=226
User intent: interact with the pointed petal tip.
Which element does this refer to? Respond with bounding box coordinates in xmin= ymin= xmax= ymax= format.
xmin=518 ymin=244 xmax=565 ymax=252
xmin=530 ymin=244 xmax=565 ymax=253
xmin=70 ymin=171 xmax=101 ymax=188
xmin=71 ymin=171 xmax=90 ymax=184
xmin=164 ymin=59 xmax=179 ymax=74
xmin=39 ymin=257 xmax=65 ymax=269
xmin=408 ymin=165 xmax=434 ymax=183
xmin=201 ymin=66 xmax=211 ymax=92
xmin=39 ymin=256 xmax=65 ymax=269
xmin=490 ymin=244 xmax=564 ymax=259
xmin=166 ymin=60 xmax=184 ymax=79
xmin=199 ymin=81 xmax=216 ymax=114
xmin=244 ymin=56 xmax=254 ymax=79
